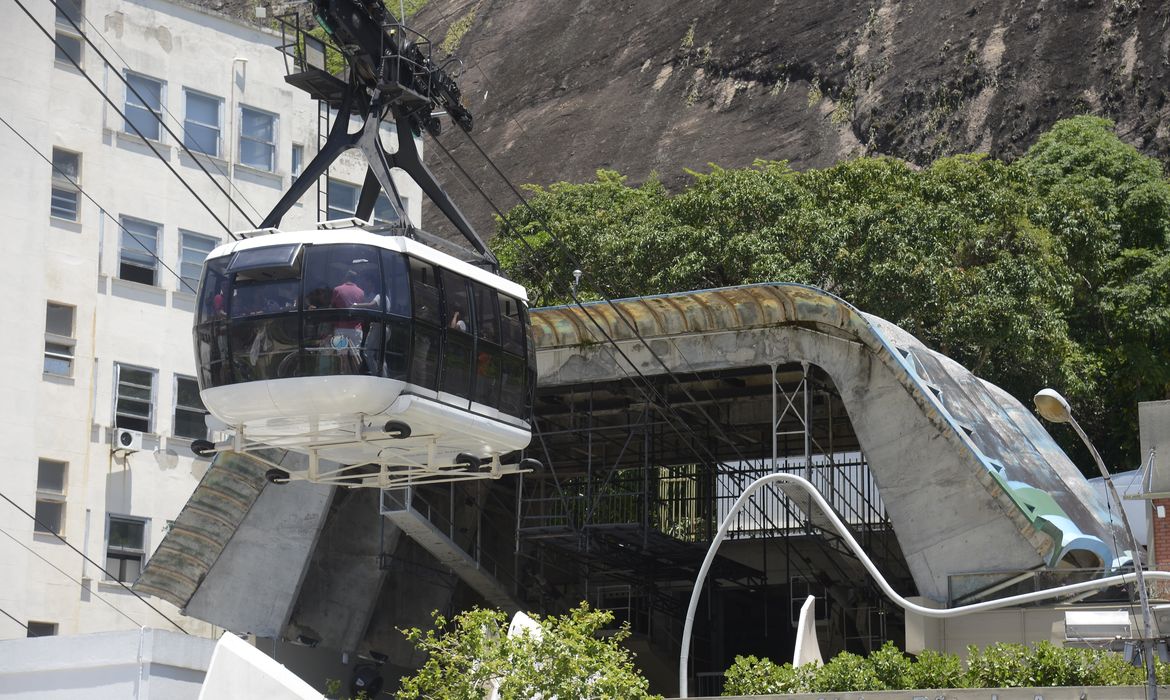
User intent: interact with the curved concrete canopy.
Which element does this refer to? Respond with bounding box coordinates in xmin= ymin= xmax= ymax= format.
xmin=531 ymin=283 xmax=1126 ymax=602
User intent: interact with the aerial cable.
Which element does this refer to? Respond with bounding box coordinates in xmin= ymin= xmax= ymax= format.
xmin=0 ymin=490 xmax=189 ymax=634
xmin=432 ymin=137 xmax=808 ymax=546
xmin=0 ymin=525 xmax=146 ymax=630
xmin=46 ymin=0 xmax=257 ymax=232
xmin=431 ymin=134 xmax=807 ymax=540
xmin=72 ymin=8 xmax=268 ymax=225
xmin=0 ymin=113 xmax=198 ymax=294
xmin=48 ymin=0 xmax=260 ymax=231
xmin=13 ymin=0 xmax=239 ymax=239
xmin=0 ymin=605 xmax=27 ymax=631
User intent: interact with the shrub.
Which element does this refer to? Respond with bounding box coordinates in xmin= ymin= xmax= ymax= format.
xmin=810 ymin=651 xmax=883 ymax=692
xmin=906 ymin=649 xmax=966 ymax=689
xmin=868 ymin=641 xmax=912 ymax=689
xmin=722 ymin=655 xmax=807 ymax=695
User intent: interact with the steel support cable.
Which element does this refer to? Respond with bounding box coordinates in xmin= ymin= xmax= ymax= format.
xmin=71 ymin=7 xmax=267 ymax=225
xmin=13 ymin=0 xmax=239 ymax=239
xmin=677 ymin=471 xmax=1170 ymax=697
xmin=0 ymin=490 xmax=188 ymax=634
xmin=0 ymin=525 xmax=145 ymax=630
xmin=431 ymin=138 xmax=808 ymax=553
xmin=434 ymin=137 xmax=821 ymax=549
xmin=0 ymin=113 xmax=199 ymax=294
xmin=0 ymin=605 xmax=28 ymax=631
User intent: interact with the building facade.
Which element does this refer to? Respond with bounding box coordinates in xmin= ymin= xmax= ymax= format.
xmin=0 ymin=0 xmax=420 ymax=639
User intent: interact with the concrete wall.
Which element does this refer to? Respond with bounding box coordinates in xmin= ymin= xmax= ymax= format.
xmin=0 ymin=628 xmax=215 ymax=699
xmin=0 ymin=0 xmax=421 ymax=640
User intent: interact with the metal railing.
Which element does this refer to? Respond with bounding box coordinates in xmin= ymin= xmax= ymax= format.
xmin=382 ymin=486 xmax=518 ymax=591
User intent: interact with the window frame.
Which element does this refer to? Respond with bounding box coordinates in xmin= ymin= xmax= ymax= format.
xmin=326 ymin=178 xmax=359 ymax=220
xmin=238 ymin=105 xmax=277 ymax=172
xmin=291 ymin=143 xmax=304 ymax=177
xmin=182 ymin=88 xmax=223 ymax=158
xmin=179 ymin=230 xmax=217 ymax=295
xmin=104 ymin=514 xmax=148 ymax=584
xmin=172 ymin=374 xmax=208 ymax=441
xmin=118 ymin=215 xmax=160 ymax=286
xmin=50 ymin=148 xmax=81 ymax=222
xmin=43 ymin=301 xmax=76 ymax=378
xmin=113 ymin=363 xmax=156 ymax=433
xmin=53 ymin=0 xmax=83 ymax=67
xmin=123 ymin=71 xmax=165 ymax=142
xmin=27 ymin=621 xmax=58 ymax=638
xmin=35 ymin=459 xmax=67 ymax=536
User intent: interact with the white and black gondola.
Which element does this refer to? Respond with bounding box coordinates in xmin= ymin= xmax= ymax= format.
xmin=188 ymin=0 xmax=540 ymax=487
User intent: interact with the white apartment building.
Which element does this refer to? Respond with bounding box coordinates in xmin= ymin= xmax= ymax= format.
xmin=0 ymin=0 xmax=421 ymax=640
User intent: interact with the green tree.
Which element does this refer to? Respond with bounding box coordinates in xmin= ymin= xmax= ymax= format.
xmin=492 ymin=117 xmax=1170 ymax=471
xmin=396 ymin=603 xmax=660 ymax=700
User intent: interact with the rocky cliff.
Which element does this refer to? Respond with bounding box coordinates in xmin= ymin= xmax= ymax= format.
xmin=401 ymin=0 xmax=1169 ymax=231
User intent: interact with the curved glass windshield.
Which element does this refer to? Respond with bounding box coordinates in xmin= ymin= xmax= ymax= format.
xmin=193 ymin=242 xmax=533 ymax=420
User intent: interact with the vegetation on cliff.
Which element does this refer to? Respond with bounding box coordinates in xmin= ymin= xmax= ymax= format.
xmin=493 ymin=116 xmax=1170 ymax=471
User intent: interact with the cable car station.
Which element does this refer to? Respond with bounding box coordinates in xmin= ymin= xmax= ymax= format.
xmin=138 ymin=282 xmax=1128 ymax=694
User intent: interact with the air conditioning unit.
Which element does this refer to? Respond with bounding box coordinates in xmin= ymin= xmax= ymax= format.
xmin=113 ymin=428 xmax=144 ymax=452
xmin=1065 ymin=610 xmax=1132 ymax=641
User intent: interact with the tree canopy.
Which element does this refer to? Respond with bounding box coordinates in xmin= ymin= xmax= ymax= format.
xmin=492 ymin=116 xmax=1170 ymax=472
xmin=396 ymin=604 xmax=659 ymax=700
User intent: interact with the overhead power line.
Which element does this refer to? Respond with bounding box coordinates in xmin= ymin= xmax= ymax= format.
xmin=13 ymin=0 xmax=240 ymax=239
xmin=0 ymin=113 xmax=198 ymax=294
xmin=0 ymin=491 xmax=188 ymax=634
xmin=0 ymin=526 xmax=145 ymax=632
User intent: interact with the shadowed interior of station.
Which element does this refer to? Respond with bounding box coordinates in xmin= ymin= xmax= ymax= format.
xmin=137 ymin=283 xmax=1129 ymax=696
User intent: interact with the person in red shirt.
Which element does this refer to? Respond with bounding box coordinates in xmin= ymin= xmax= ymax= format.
xmin=331 ymin=270 xmax=365 ymax=349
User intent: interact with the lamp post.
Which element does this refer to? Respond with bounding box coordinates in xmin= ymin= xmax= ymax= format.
xmin=1034 ymin=388 xmax=1157 ymax=698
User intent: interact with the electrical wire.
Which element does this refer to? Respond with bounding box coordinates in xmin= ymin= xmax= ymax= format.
xmin=0 ymin=605 xmax=27 ymax=631
xmin=49 ymin=0 xmax=259 ymax=231
xmin=0 ymin=491 xmax=189 ymax=634
xmin=0 ymin=113 xmax=198 ymax=294
xmin=431 ymin=135 xmax=819 ymax=555
xmin=73 ymin=6 xmax=267 ymax=225
xmin=13 ymin=0 xmax=239 ymax=239
xmin=0 ymin=525 xmax=145 ymax=630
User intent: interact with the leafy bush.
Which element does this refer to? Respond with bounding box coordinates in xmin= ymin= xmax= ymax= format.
xmin=397 ymin=603 xmax=660 ymax=700
xmin=905 ymin=649 xmax=965 ymax=689
xmin=966 ymin=642 xmax=1031 ymax=688
xmin=722 ymin=655 xmax=808 ymax=695
xmin=722 ymin=640 xmax=1148 ymax=695
xmin=809 ymin=651 xmax=883 ymax=692
xmin=868 ymin=641 xmax=912 ymax=689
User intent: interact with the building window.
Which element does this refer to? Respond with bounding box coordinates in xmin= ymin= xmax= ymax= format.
xmin=173 ymin=376 xmax=208 ymax=440
xmin=179 ymin=230 xmax=217 ymax=294
xmin=328 ymin=178 xmax=403 ymax=224
xmin=119 ymin=216 xmax=159 ymax=285
xmin=239 ymin=106 xmax=276 ymax=171
xmin=106 ymin=515 xmax=147 ymax=583
xmin=183 ymin=90 xmax=222 ymax=158
xmin=54 ymin=0 xmax=83 ymax=66
xmin=291 ymin=143 xmax=303 ymax=176
xmin=27 ymin=621 xmax=58 ymax=638
xmin=50 ymin=148 xmax=80 ymax=221
xmin=35 ymin=459 xmax=67 ymax=536
xmin=326 ymin=179 xmax=358 ymax=219
xmin=114 ymin=364 xmax=155 ymax=433
xmin=124 ymin=72 xmax=164 ymax=141
xmin=43 ymin=302 xmax=76 ymax=377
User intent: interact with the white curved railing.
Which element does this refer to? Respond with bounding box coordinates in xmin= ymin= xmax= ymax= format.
xmin=678 ymin=472 xmax=1170 ymax=697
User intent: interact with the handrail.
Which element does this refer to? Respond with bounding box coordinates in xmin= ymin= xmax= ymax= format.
xmin=678 ymin=472 xmax=1170 ymax=697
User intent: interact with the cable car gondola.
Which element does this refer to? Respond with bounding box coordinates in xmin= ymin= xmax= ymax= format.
xmin=188 ymin=1 xmax=538 ymax=487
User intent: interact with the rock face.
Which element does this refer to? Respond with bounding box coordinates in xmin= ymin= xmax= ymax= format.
xmin=399 ymin=0 xmax=1170 ymax=232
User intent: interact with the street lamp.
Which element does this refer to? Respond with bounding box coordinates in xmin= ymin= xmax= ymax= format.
xmin=1033 ymin=388 xmax=1158 ymax=698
